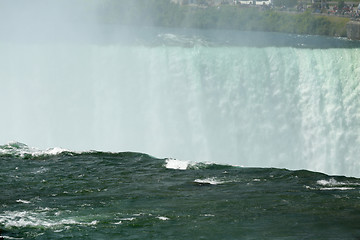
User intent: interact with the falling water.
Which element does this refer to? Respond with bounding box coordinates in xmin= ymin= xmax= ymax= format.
xmin=1 ymin=29 xmax=360 ymax=176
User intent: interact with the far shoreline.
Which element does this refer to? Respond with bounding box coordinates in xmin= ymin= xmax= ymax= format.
xmin=100 ymin=0 xmax=356 ymax=40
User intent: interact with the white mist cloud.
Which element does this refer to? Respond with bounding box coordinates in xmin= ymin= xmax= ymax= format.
xmin=0 ymin=0 xmax=102 ymax=43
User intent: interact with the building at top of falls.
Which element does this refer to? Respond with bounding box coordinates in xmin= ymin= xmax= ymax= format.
xmin=170 ymin=0 xmax=273 ymax=6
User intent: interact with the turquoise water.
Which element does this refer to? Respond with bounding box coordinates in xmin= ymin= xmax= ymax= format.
xmin=1 ymin=142 xmax=360 ymax=239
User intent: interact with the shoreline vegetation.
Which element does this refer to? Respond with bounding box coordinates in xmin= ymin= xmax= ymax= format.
xmin=100 ymin=0 xmax=353 ymax=37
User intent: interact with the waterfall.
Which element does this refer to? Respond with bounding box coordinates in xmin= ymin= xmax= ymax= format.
xmin=1 ymin=42 xmax=360 ymax=177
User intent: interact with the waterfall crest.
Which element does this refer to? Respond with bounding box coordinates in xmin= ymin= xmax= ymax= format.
xmin=1 ymin=42 xmax=360 ymax=176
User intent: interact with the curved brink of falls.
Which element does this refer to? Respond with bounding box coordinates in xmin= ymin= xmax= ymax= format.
xmin=1 ymin=44 xmax=360 ymax=177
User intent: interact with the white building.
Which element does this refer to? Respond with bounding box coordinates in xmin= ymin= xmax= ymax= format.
xmin=236 ymin=0 xmax=272 ymax=6
xmin=171 ymin=0 xmax=272 ymax=6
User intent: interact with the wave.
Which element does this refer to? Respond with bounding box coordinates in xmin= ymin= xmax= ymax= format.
xmin=316 ymin=178 xmax=360 ymax=187
xmin=0 ymin=142 xmax=242 ymax=171
xmin=3 ymin=142 xmax=360 ymax=191
xmin=0 ymin=209 xmax=98 ymax=229
xmin=0 ymin=142 xmax=147 ymax=159
xmin=302 ymin=177 xmax=360 ymax=191
xmin=164 ymin=158 xmax=243 ymax=171
xmin=194 ymin=177 xmax=232 ymax=185
xmin=314 ymin=178 xmax=360 ymax=190
xmin=0 ymin=142 xmax=70 ymax=158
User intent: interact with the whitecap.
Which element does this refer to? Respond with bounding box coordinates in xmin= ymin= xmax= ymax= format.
xmin=320 ymin=187 xmax=355 ymax=191
xmin=1 ymin=236 xmax=24 ymax=239
xmin=16 ymin=199 xmax=31 ymax=204
xmin=165 ymin=158 xmax=189 ymax=170
xmin=119 ymin=217 xmax=135 ymax=221
xmin=0 ymin=210 xmax=96 ymax=228
xmin=87 ymin=220 xmax=98 ymax=225
xmin=156 ymin=216 xmax=169 ymax=221
xmin=201 ymin=214 xmax=215 ymax=217
xmin=317 ymin=178 xmax=360 ymax=187
xmin=317 ymin=178 xmax=341 ymax=186
xmin=194 ymin=177 xmax=225 ymax=185
xmin=164 ymin=158 xmax=229 ymax=170
xmin=305 ymin=178 xmax=359 ymax=191
xmin=44 ymin=147 xmax=68 ymax=155
xmin=0 ymin=141 xmax=70 ymax=158
xmin=0 ymin=211 xmax=58 ymax=228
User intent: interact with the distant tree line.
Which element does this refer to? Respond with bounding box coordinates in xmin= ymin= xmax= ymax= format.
xmin=99 ymin=0 xmax=349 ymax=37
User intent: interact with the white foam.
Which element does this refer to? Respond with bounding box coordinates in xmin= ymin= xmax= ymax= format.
xmin=0 ymin=142 xmax=70 ymax=158
xmin=16 ymin=199 xmax=31 ymax=204
xmin=317 ymin=178 xmax=341 ymax=186
xmin=113 ymin=217 xmax=137 ymax=225
xmin=316 ymin=178 xmax=360 ymax=187
xmin=44 ymin=147 xmax=69 ymax=156
xmin=201 ymin=214 xmax=215 ymax=217
xmin=305 ymin=178 xmax=360 ymax=191
xmin=2 ymin=236 xmax=24 ymax=239
xmin=320 ymin=187 xmax=355 ymax=191
xmin=119 ymin=217 xmax=135 ymax=221
xmin=194 ymin=177 xmax=225 ymax=185
xmin=165 ymin=158 xmax=189 ymax=170
xmin=164 ymin=158 xmax=225 ymax=170
xmin=30 ymin=147 xmax=69 ymax=157
xmin=87 ymin=220 xmax=98 ymax=225
xmin=156 ymin=216 xmax=169 ymax=221
xmin=0 ymin=210 xmax=96 ymax=228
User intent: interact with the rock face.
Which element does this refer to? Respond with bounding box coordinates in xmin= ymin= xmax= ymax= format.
xmin=346 ymin=21 xmax=360 ymax=40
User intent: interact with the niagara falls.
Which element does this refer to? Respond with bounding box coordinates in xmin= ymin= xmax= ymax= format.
xmin=1 ymin=0 xmax=360 ymax=239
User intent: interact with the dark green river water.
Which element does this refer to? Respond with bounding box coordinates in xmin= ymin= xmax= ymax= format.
xmin=1 ymin=142 xmax=360 ymax=239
